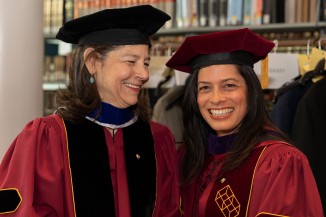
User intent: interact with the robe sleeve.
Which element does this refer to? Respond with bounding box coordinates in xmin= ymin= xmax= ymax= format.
xmin=0 ymin=115 xmax=75 ymax=217
xmin=249 ymin=143 xmax=324 ymax=217
xmin=150 ymin=121 xmax=182 ymax=217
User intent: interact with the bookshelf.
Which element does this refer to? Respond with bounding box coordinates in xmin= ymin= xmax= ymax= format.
xmin=156 ymin=22 xmax=326 ymax=36
xmin=42 ymin=0 xmax=326 ymax=116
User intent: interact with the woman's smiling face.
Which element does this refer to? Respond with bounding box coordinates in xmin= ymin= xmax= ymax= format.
xmin=197 ymin=64 xmax=248 ymax=136
xmin=94 ymin=45 xmax=150 ymax=108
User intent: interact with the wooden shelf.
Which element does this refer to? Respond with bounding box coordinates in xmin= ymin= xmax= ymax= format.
xmin=43 ymin=82 xmax=67 ymax=91
xmin=155 ymin=22 xmax=326 ymax=36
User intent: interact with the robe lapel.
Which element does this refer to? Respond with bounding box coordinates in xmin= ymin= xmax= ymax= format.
xmin=64 ymin=119 xmax=116 ymax=217
xmin=123 ymin=119 xmax=156 ymax=217
xmin=64 ymin=119 xmax=156 ymax=217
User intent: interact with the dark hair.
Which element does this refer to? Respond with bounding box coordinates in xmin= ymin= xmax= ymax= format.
xmin=180 ymin=65 xmax=290 ymax=185
xmin=55 ymin=45 xmax=152 ymax=123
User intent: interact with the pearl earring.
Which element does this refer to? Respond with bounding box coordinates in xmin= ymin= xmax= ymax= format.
xmin=89 ymin=75 xmax=95 ymax=83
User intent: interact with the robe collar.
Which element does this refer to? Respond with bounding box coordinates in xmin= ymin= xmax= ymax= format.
xmin=86 ymin=102 xmax=137 ymax=129
xmin=207 ymin=133 xmax=236 ymax=155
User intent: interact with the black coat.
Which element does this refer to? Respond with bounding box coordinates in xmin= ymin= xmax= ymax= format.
xmin=292 ymin=77 xmax=326 ymax=212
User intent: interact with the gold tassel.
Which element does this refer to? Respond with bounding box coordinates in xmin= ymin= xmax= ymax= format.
xmin=261 ymin=55 xmax=269 ymax=89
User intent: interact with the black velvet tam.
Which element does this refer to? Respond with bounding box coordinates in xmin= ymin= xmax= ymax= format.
xmin=56 ymin=5 xmax=171 ymax=45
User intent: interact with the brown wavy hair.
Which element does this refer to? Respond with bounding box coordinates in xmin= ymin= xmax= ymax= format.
xmin=55 ymin=45 xmax=152 ymax=123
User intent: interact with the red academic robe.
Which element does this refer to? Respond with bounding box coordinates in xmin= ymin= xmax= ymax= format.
xmin=0 ymin=114 xmax=181 ymax=217
xmin=180 ymin=141 xmax=324 ymax=217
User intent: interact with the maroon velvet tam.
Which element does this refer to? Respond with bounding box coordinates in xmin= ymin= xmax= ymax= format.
xmin=166 ymin=28 xmax=275 ymax=73
xmin=56 ymin=5 xmax=170 ymax=46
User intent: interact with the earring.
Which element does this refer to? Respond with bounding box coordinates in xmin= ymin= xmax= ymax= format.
xmin=89 ymin=74 xmax=95 ymax=83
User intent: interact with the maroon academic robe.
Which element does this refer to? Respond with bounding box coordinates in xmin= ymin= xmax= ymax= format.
xmin=0 ymin=114 xmax=181 ymax=217
xmin=180 ymin=140 xmax=324 ymax=217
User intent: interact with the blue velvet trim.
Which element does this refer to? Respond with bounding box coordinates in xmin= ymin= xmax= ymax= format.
xmin=207 ymin=133 xmax=236 ymax=155
xmin=87 ymin=102 xmax=134 ymax=126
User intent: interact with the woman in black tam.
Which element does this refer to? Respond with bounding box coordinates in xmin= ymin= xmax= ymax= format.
xmin=166 ymin=28 xmax=323 ymax=217
xmin=0 ymin=5 xmax=181 ymax=217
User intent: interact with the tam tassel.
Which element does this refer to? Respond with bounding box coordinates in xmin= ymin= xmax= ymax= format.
xmin=261 ymin=55 xmax=269 ymax=89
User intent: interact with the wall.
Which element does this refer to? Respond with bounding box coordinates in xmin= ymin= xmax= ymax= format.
xmin=0 ymin=1 xmax=43 ymax=160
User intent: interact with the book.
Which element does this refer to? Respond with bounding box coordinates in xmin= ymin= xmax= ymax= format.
xmin=243 ymin=0 xmax=252 ymax=25
xmin=253 ymin=0 xmax=262 ymax=25
xmin=51 ymin=0 xmax=64 ymax=34
xmin=309 ymin=0 xmax=317 ymax=22
xmin=262 ymin=0 xmax=273 ymax=24
xmin=44 ymin=0 xmax=52 ymax=35
xmin=163 ymin=0 xmax=176 ymax=28
xmin=190 ymin=0 xmax=199 ymax=27
xmin=175 ymin=0 xmax=191 ymax=27
xmin=302 ymin=0 xmax=309 ymax=23
xmin=264 ymin=0 xmax=285 ymax=24
xmin=219 ymin=0 xmax=227 ymax=26
xmin=226 ymin=0 xmax=243 ymax=26
xmin=321 ymin=0 xmax=326 ymax=21
xmin=64 ymin=0 xmax=74 ymax=23
xmin=275 ymin=0 xmax=285 ymax=23
xmin=208 ymin=0 xmax=219 ymax=27
xmin=198 ymin=0 xmax=208 ymax=26
xmin=295 ymin=0 xmax=303 ymax=22
xmin=175 ymin=0 xmax=184 ymax=27
xmin=284 ymin=0 xmax=296 ymax=23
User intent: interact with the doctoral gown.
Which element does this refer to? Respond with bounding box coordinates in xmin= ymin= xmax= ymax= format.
xmin=179 ymin=140 xmax=324 ymax=217
xmin=0 ymin=114 xmax=181 ymax=217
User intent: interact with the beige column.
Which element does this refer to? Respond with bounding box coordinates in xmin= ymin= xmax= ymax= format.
xmin=0 ymin=1 xmax=43 ymax=160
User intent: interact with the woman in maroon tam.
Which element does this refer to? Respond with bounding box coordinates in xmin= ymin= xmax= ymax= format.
xmin=166 ymin=28 xmax=323 ymax=217
xmin=0 ymin=5 xmax=181 ymax=217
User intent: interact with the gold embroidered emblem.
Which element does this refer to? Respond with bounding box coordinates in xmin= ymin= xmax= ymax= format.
xmin=215 ymin=185 xmax=240 ymax=217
